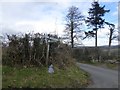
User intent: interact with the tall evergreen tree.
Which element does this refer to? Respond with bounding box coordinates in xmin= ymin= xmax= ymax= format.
xmin=85 ymin=1 xmax=110 ymax=47
xmin=85 ymin=1 xmax=110 ymax=60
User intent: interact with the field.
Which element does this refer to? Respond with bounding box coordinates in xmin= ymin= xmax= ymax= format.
xmin=2 ymin=65 xmax=90 ymax=88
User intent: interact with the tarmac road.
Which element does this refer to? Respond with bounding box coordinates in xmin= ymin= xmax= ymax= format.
xmin=77 ymin=63 xmax=118 ymax=88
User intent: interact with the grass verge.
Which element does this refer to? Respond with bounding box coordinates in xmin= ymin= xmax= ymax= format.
xmin=2 ymin=65 xmax=90 ymax=88
xmin=80 ymin=61 xmax=118 ymax=70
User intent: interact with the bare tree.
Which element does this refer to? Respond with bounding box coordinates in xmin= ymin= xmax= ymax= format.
xmin=64 ymin=6 xmax=84 ymax=48
xmin=105 ymin=22 xmax=118 ymax=56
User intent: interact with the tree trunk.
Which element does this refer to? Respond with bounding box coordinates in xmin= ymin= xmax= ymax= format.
xmin=108 ymin=30 xmax=113 ymax=56
xmin=71 ymin=21 xmax=74 ymax=48
xmin=95 ymin=30 xmax=97 ymax=48
xmin=95 ymin=26 xmax=99 ymax=61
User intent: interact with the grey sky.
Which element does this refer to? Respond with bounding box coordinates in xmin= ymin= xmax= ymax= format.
xmin=0 ymin=0 xmax=119 ymax=46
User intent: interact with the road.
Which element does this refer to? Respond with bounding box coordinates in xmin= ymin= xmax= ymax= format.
xmin=77 ymin=63 xmax=118 ymax=88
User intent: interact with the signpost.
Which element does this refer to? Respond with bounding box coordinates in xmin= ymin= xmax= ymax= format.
xmin=45 ymin=34 xmax=59 ymax=65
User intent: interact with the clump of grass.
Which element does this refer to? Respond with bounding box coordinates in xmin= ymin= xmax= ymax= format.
xmin=2 ymin=65 xmax=90 ymax=88
xmin=105 ymin=63 xmax=118 ymax=70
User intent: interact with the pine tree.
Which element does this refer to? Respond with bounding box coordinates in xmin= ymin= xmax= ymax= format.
xmin=85 ymin=1 xmax=110 ymax=60
xmin=85 ymin=1 xmax=110 ymax=47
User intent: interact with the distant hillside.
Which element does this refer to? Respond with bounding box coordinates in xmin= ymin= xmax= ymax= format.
xmin=74 ymin=45 xmax=119 ymax=53
xmin=99 ymin=45 xmax=119 ymax=49
xmin=75 ymin=45 xmax=119 ymax=49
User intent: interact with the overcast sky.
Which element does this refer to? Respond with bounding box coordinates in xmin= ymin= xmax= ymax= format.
xmin=0 ymin=0 xmax=119 ymax=46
